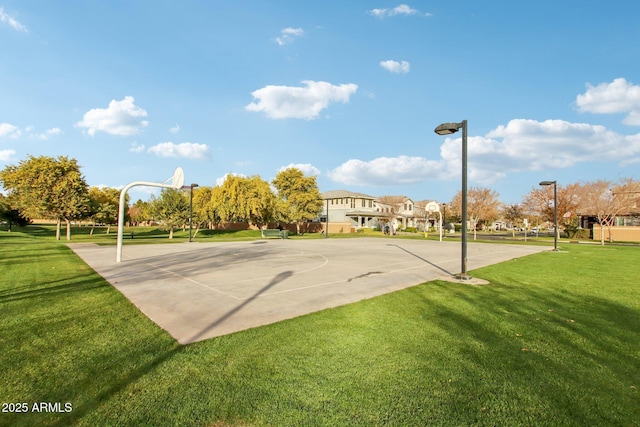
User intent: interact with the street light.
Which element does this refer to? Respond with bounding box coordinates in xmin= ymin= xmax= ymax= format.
xmin=442 ymin=203 xmax=447 ymax=238
xmin=539 ymin=180 xmax=558 ymax=251
xmin=435 ymin=120 xmax=469 ymax=280
xmin=325 ymin=198 xmax=329 ymax=238
xmin=189 ymin=183 xmax=199 ymax=242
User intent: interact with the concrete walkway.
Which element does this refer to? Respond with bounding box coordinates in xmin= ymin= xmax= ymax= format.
xmin=69 ymin=238 xmax=547 ymax=344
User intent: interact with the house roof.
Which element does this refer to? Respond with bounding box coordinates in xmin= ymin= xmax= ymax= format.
xmin=321 ymin=190 xmax=376 ymax=200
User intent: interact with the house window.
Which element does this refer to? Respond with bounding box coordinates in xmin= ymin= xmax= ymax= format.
xmin=351 ymin=199 xmax=356 ymax=208
xmin=369 ymin=200 xmax=373 ymax=208
xmin=361 ymin=199 xmax=366 ymax=207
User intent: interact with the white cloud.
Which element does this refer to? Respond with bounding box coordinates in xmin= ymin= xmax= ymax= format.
xmin=576 ymin=78 xmax=640 ymax=126
xmin=452 ymin=119 xmax=640 ymax=182
xmin=328 ymin=119 xmax=640 ymax=186
xmin=0 ymin=7 xmax=27 ymax=32
xmin=76 ymin=96 xmax=149 ymax=136
xmin=369 ymin=4 xmax=430 ymax=18
xmin=129 ymin=141 xmax=145 ymax=153
xmin=215 ymin=172 xmax=247 ymax=187
xmin=31 ymin=127 xmax=63 ymax=140
xmin=147 ymin=142 xmax=210 ymax=159
xmin=279 ymin=163 xmax=321 ymax=176
xmin=169 ymin=124 xmax=180 ymax=134
xmin=380 ymin=60 xmax=410 ymax=74
xmin=0 ymin=149 xmax=16 ymax=162
xmin=0 ymin=123 xmax=21 ymax=139
xmin=275 ymin=27 xmax=304 ymax=45
xmin=328 ymin=155 xmax=443 ymax=186
xmin=246 ymin=80 xmax=358 ymax=120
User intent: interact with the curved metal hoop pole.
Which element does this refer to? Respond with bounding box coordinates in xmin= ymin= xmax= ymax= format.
xmin=116 ymin=181 xmax=180 ymax=263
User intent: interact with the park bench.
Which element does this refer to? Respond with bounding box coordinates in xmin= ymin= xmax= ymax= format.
xmin=261 ymin=229 xmax=288 ymax=239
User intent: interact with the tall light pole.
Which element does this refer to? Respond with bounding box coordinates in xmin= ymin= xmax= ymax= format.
xmin=189 ymin=183 xmax=199 ymax=242
xmin=539 ymin=180 xmax=558 ymax=251
xmin=325 ymin=198 xmax=330 ymax=238
xmin=435 ymin=120 xmax=469 ymax=279
xmin=442 ymin=203 xmax=447 ymax=238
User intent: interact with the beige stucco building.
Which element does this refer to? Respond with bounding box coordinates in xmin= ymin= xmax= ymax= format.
xmin=320 ymin=190 xmax=434 ymax=233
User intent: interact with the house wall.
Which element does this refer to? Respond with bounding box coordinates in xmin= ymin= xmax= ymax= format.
xmin=592 ymin=225 xmax=640 ymax=242
xmin=326 ymin=222 xmax=353 ymax=233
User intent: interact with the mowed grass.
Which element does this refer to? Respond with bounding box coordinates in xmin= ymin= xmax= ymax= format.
xmin=1 ymin=232 xmax=639 ymax=426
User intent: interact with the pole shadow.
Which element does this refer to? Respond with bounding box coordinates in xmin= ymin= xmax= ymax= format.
xmin=387 ymin=244 xmax=455 ymax=277
xmin=185 ymin=270 xmax=294 ymax=343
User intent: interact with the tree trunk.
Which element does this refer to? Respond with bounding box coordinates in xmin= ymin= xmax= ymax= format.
xmin=106 ymin=224 xmax=111 ymax=235
xmin=66 ymin=219 xmax=71 ymax=240
xmin=169 ymin=228 xmax=174 ymax=239
xmin=56 ymin=218 xmax=61 ymax=240
xmin=90 ymin=223 xmax=95 ymax=236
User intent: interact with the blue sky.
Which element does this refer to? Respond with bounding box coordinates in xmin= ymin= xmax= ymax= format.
xmin=1 ymin=1 xmax=639 ymax=204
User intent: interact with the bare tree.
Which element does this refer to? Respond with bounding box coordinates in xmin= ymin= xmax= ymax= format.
xmin=501 ymin=203 xmax=524 ymax=237
xmin=449 ymin=187 xmax=500 ymax=240
xmin=521 ymin=183 xmax=581 ymax=237
xmin=578 ymin=178 xmax=640 ymax=244
xmin=376 ymin=195 xmax=404 ymax=231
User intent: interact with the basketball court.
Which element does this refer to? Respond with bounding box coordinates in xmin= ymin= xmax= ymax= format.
xmin=70 ymin=238 xmax=546 ymax=344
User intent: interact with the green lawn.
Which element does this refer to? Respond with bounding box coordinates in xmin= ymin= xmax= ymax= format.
xmin=1 ymin=231 xmax=638 ymax=426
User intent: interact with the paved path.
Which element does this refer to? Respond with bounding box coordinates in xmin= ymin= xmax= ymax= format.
xmin=69 ymin=238 xmax=547 ymax=344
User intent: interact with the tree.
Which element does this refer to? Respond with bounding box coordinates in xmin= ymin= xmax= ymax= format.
xmin=0 ymin=193 xmax=30 ymax=230
xmin=87 ymin=187 xmax=120 ymax=235
xmin=210 ymin=175 xmax=277 ymax=229
xmin=522 ymin=183 xmax=581 ymax=237
xmin=376 ymin=195 xmax=405 ymax=230
xmin=0 ymin=155 xmax=89 ymax=240
xmin=149 ymin=188 xmax=189 ymax=239
xmin=448 ymin=187 xmax=500 ymax=239
xmin=578 ymin=178 xmax=640 ymax=244
xmin=272 ymin=168 xmax=323 ymax=234
xmin=501 ymin=203 xmax=524 ymax=236
xmin=128 ymin=199 xmax=153 ymax=226
xmin=191 ymin=186 xmax=218 ymax=233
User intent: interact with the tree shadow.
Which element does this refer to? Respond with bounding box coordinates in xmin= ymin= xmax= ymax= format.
xmin=0 ymin=275 xmax=108 ymax=303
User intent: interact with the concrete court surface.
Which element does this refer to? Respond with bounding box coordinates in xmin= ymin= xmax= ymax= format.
xmin=69 ymin=238 xmax=547 ymax=344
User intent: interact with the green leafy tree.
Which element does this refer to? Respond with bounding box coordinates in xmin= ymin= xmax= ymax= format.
xmin=272 ymin=168 xmax=323 ymax=234
xmin=128 ymin=199 xmax=153 ymax=226
xmin=149 ymin=188 xmax=189 ymax=239
xmin=210 ymin=175 xmax=277 ymax=229
xmin=0 ymin=193 xmax=30 ymax=230
xmin=87 ymin=187 xmax=121 ymax=235
xmin=191 ymin=186 xmax=217 ymax=234
xmin=0 ymin=155 xmax=89 ymax=240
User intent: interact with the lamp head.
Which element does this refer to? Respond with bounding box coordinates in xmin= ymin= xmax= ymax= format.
xmin=191 ymin=183 xmax=200 ymax=188
xmin=539 ymin=180 xmax=556 ymax=186
xmin=434 ymin=122 xmax=464 ymax=135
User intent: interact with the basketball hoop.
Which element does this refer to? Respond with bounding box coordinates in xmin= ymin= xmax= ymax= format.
xmin=171 ymin=167 xmax=185 ymax=189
